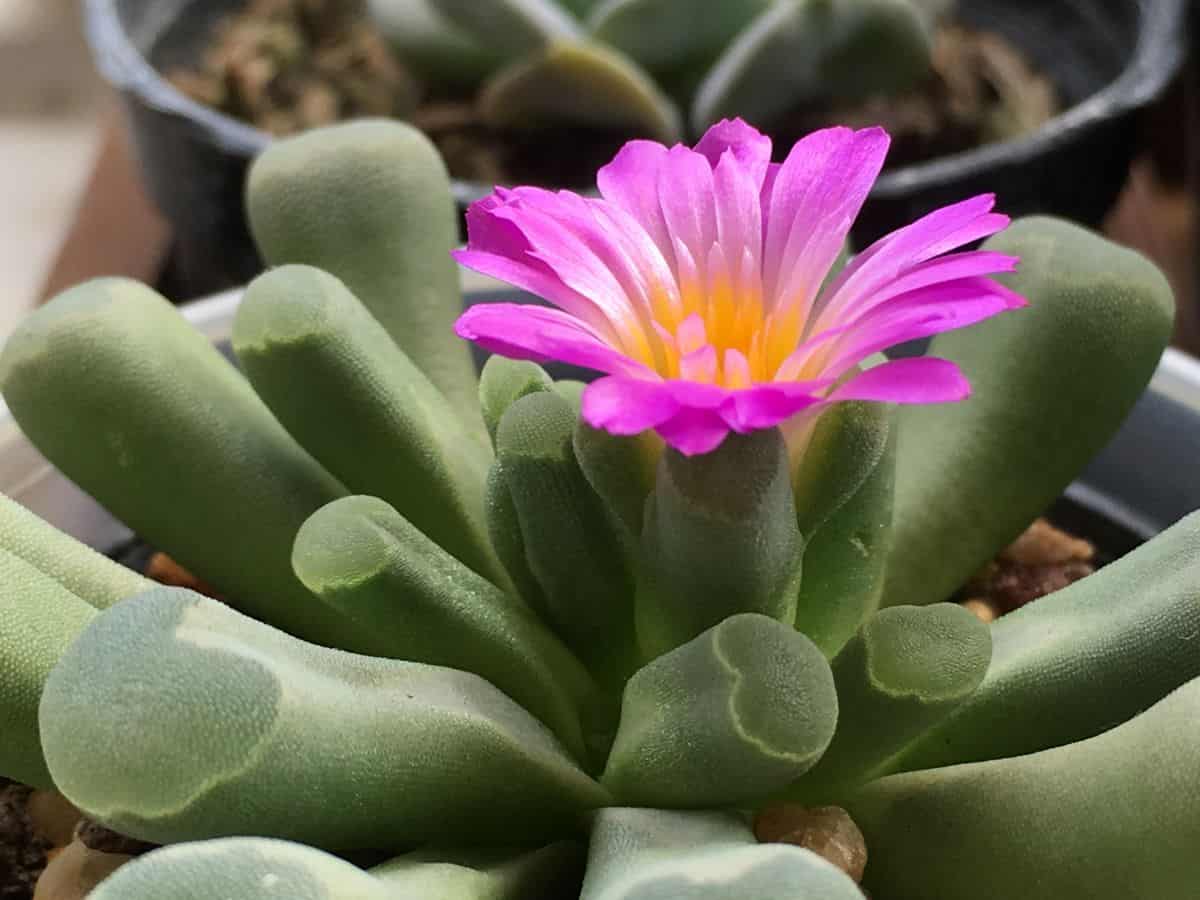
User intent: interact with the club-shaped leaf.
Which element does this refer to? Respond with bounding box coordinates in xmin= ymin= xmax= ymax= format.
xmin=496 ymin=392 xmax=638 ymax=686
xmin=480 ymin=42 xmax=684 ymax=143
xmin=89 ymin=838 xmax=393 ymax=899
xmin=430 ymin=0 xmax=582 ymax=59
xmin=602 ymin=614 xmax=837 ymax=807
xmin=293 ymin=495 xmax=595 ymax=763
xmin=372 ymin=842 xmax=586 ymax=899
xmin=693 ymin=0 xmax=932 ymax=132
xmin=233 ymin=265 xmax=507 ymax=589
xmin=574 ymin=422 xmax=662 ymax=541
xmin=847 ymin=676 xmax=1200 ymax=899
xmin=40 ymin=589 xmax=609 ymax=849
xmin=479 ymin=356 xmax=555 ymax=446
xmin=246 ymin=121 xmax=484 ymax=439
xmin=0 ymin=279 xmax=365 ymax=649
xmin=636 ymin=429 xmax=802 ymax=660
xmin=580 ymin=808 xmax=864 ymax=899
xmin=0 ymin=548 xmax=96 ymax=787
xmin=884 ymin=218 xmax=1175 ymax=608
xmin=792 ymin=402 xmax=896 ymax=656
xmin=0 ymin=492 xmax=149 ymax=610
xmin=882 ymin=510 xmax=1200 ymax=772
xmin=780 ymin=604 xmax=991 ymax=803
xmin=367 ymin=0 xmax=506 ymax=85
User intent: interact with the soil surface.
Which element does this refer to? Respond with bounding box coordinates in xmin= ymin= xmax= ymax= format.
xmin=170 ymin=0 xmax=1058 ymax=189
xmin=0 ymin=781 xmax=49 ymax=900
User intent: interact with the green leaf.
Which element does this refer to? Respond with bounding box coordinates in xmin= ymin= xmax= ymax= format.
xmin=574 ymin=422 xmax=662 ymax=540
xmin=367 ymin=0 xmax=507 ymax=85
xmin=480 ymin=42 xmax=684 ymax=143
xmin=89 ymin=838 xmax=393 ymax=899
xmin=580 ymin=808 xmax=864 ymax=899
xmin=246 ymin=120 xmax=484 ymax=440
xmin=429 ymin=0 xmax=582 ymax=58
xmin=40 ymin=589 xmax=609 ymax=848
xmin=0 ymin=492 xmax=149 ymax=611
xmin=372 ymin=842 xmax=585 ymax=899
xmin=636 ymin=429 xmax=802 ymax=660
xmin=0 ymin=548 xmax=96 ymax=787
xmin=233 ymin=265 xmax=507 ymax=590
xmin=692 ymin=0 xmax=931 ymax=131
xmin=496 ymin=392 xmax=638 ymax=687
xmin=587 ymin=0 xmax=771 ymax=76
xmin=882 ymin=510 xmax=1200 ymax=773
xmin=479 ymin=356 xmax=555 ymax=447
xmin=293 ymin=495 xmax=595 ymax=764
xmin=0 ymin=279 xmax=363 ymax=649
xmin=792 ymin=402 xmax=896 ymax=656
xmin=848 ymin=676 xmax=1200 ymax=900
xmin=602 ymin=614 xmax=837 ymax=807
xmin=883 ymin=217 xmax=1176 ymax=607
xmin=780 ymin=604 xmax=991 ymax=803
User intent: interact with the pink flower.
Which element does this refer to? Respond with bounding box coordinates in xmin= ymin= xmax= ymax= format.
xmin=454 ymin=119 xmax=1025 ymax=456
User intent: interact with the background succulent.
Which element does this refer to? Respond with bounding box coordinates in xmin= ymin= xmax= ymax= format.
xmin=368 ymin=0 xmax=938 ymax=144
xmin=0 ymin=119 xmax=1197 ymax=898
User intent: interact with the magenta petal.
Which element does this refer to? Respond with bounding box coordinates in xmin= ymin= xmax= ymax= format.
xmin=454 ymin=303 xmax=650 ymax=378
xmin=596 ymin=140 xmax=674 ymax=262
xmin=582 ymin=377 xmax=679 ymax=434
xmin=831 ymin=358 xmax=970 ymax=404
xmin=693 ymin=118 xmax=773 ymax=187
xmin=655 ymin=408 xmax=733 ymax=456
xmin=722 ymin=383 xmax=826 ymax=431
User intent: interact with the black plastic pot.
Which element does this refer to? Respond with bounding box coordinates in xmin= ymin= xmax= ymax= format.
xmin=85 ymin=0 xmax=1188 ymax=298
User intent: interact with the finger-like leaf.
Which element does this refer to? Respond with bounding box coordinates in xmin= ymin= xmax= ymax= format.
xmin=480 ymin=356 xmax=555 ymax=446
xmin=373 ymin=842 xmax=585 ymax=899
xmin=234 ymin=265 xmax=507 ymax=589
xmin=602 ymin=614 xmax=837 ymax=807
xmin=293 ymin=495 xmax=594 ymax=763
xmin=246 ymin=121 xmax=484 ymax=439
xmin=883 ymin=510 xmax=1200 ymax=772
xmin=574 ymin=422 xmax=662 ymax=540
xmin=0 ymin=280 xmax=363 ymax=649
xmin=848 ymin=676 xmax=1200 ymax=900
xmin=781 ymin=604 xmax=991 ymax=803
xmin=884 ymin=218 xmax=1176 ymax=607
xmin=40 ymin=589 xmax=609 ymax=848
xmin=430 ymin=0 xmax=582 ymax=58
xmin=580 ymin=808 xmax=864 ymax=900
xmin=637 ymin=430 xmax=802 ymax=660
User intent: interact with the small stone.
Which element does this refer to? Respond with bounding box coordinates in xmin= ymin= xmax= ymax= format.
xmin=31 ymin=841 xmax=131 ymax=900
xmin=24 ymin=791 xmax=81 ymax=849
xmin=74 ymin=819 xmax=156 ymax=858
xmin=962 ymin=597 xmax=998 ymax=623
xmin=754 ymin=804 xmax=868 ymax=883
xmin=144 ymin=553 xmax=220 ymax=598
xmin=1000 ymin=518 xmax=1094 ymax=566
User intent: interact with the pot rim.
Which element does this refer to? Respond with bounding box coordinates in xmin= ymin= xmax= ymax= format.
xmin=82 ymin=0 xmax=1190 ymax=207
xmin=2 ymin=281 xmax=1199 ymax=551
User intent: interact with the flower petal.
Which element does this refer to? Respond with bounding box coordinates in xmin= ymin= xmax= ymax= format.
xmin=596 ymin=139 xmax=674 ymax=263
xmin=831 ymin=357 xmax=970 ymax=404
xmin=454 ymin=303 xmax=652 ymax=378
xmin=655 ymin=407 xmax=733 ymax=456
xmin=693 ymin=118 xmax=773 ymax=188
xmin=722 ymin=382 xmax=826 ymax=431
xmin=582 ymin=376 xmax=680 ymax=434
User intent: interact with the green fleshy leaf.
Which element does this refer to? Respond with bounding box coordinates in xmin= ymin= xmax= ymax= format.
xmin=553 ymin=379 xmax=588 ymax=412
xmin=372 ymin=842 xmax=585 ymax=899
xmin=496 ymin=392 xmax=638 ymax=686
xmin=848 ymin=676 xmax=1200 ymax=900
xmin=41 ymin=589 xmax=608 ymax=849
xmin=883 ymin=510 xmax=1200 ymax=773
xmin=246 ymin=121 xmax=483 ymax=440
xmin=884 ymin=218 xmax=1175 ymax=608
xmin=0 ymin=548 xmax=96 ymax=787
xmin=293 ymin=495 xmax=594 ymax=764
xmin=233 ymin=265 xmax=507 ymax=590
xmin=587 ymin=0 xmax=771 ymax=76
xmin=367 ymin=0 xmax=506 ymax=85
xmin=602 ymin=614 xmax=837 ymax=807
xmin=0 ymin=492 xmax=149 ymax=611
xmin=89 ymin=838 xmax=392 ymax=899
xmin=636 ymin=430 xmax=802 ymax=660
xmin=692 ymin=0 xmax=931 ymax=132
xmin=574 ymin=422 xmax=662 ymax=540
xmin=485 ymin=460 xmax=551 ymax=615
xmin=429 ymin=0 xmax=582 ymax=58
xmin=480 ymin=42 xmax=684 ymax=143
xmin=580 ymin=808 xmax=864 ymax=899
xmin=0 ymin=279 xmax=363 ymax=649
xmin=781 ymin=604 xmax=991 ymax=803
xmin=792 ymin=402 xmax=896 ymax=656
xmin=479 ymin=356 xmax=555 ymax=446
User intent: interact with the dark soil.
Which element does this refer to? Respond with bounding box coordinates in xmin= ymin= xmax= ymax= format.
xmin=0 ymin=781 xmax=49 ymax=900
xmin=169 ymin=0 xmax=1058 ymax=190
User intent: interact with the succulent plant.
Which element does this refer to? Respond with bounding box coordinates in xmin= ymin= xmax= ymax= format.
xmin=367 ymin=0 xmax=938 ymax=143
xmin=1 ymin=116 xmax=1197 ymax=900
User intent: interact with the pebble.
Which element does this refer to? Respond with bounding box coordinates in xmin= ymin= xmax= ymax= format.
xmin=754 ymin=803 xmax=869 ymax=884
